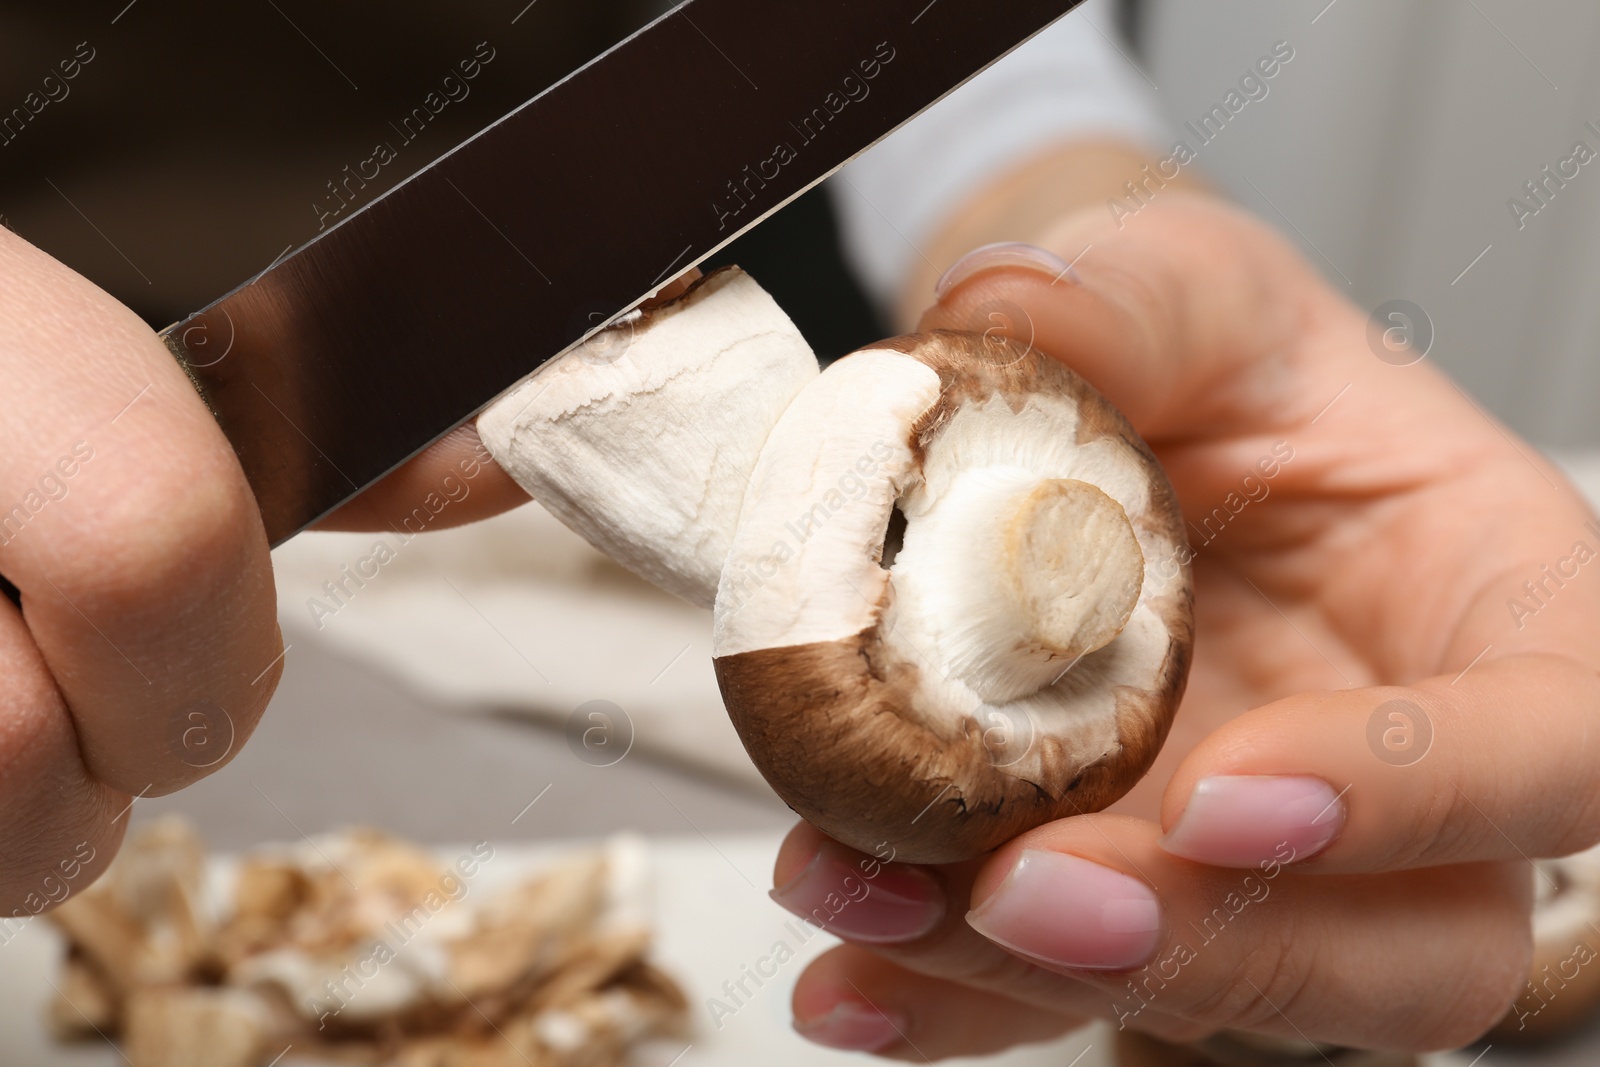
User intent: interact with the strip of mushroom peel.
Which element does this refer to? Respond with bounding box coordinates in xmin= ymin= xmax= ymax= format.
xmin=711 ymin=349 xmax=942 ymax=656
xmin=478 ymin=267 xmax=820 ymax=608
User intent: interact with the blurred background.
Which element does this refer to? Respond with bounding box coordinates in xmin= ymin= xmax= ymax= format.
xmin=2 ymin=1 xmax=1599 ymax=1065
xmin=1143 ymin=0 xmax=1600 ymax=451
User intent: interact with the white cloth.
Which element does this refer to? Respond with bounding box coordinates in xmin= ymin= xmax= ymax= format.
xmin=831 ymin=0 xmax=1166 ymax=310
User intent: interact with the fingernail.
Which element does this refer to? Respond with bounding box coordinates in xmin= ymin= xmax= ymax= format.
xmin=936 ymin=242 xmax=1076 ymax=300
xmin=966 ymin=850 xmax=1161 ymax=971
xmin=1161 ymin=775 xmax=1345 ymax=867
xmin=770 ymin=841 xmax=944 ymax=944
xmin=794 ymin=1002 xmax=906 ymax=1052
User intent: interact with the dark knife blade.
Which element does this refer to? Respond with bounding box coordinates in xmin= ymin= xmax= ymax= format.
xmin=162 ymin=0 xmax=1085 ymax=546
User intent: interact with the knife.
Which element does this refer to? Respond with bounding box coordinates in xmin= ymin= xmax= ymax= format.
xmin=161 ymin=0 xmax=1086 ymax=547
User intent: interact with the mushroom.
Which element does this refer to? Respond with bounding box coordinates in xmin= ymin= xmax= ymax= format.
xmin=122 ymin=988 xmax=273 ymax=1067
xmin=46 ymin=815 xmax=212 ymax=995
xmin=48 ymin=820 xmax=687 ymax=1067
xmin=481 ymin=268 xmax=1193 ymax=863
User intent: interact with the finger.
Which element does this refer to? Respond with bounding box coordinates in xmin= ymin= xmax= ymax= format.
xmin=917 ymin=194 xmax=1343 ymax=442
xmin=967 ymin=815 xmax=1531 ymax=1051
xmin=315 ymin=423 xmax=528 ymax=533
xmin=915 ymin=193 xmax=1517 ymax=537
xmin=1157 ymin=655 xmax=1600 ymax=873
xmin=640 ymin=267 xmax=703 ymax=308
xmin=321 ymin=268 xmax=704 ymax=534
xmin=0 ymin=230 xmax=281 ymax=796
xmin=792 ymin=944 xmax=1086 ymax=1061
xmin=770 ymin=822 xmax=1213 ymax=1044
xmin=0 ymin=597 xmax=125 ymax=914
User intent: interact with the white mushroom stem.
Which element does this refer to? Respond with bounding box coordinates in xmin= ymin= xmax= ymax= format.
xmin=1005 ymin=479 xmax=1143 ymax=658
xmin=933 ymin=472 xmax=1145 ymax=702
xmin=712 ymin=350 xmax=938 ymax=656
xmin=478 ymin=268 xmax=818 ymax=607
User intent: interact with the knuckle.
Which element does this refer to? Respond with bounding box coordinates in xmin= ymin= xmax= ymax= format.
xmin=151 ymin=694 xmax=248 ymax=791
xmin=87 ymin=458 xmax=261 ymax=606
xmin=1378 ymin=866 xmax=1533 ymax=1051
xmin=1548 ymin=781 xmax=1600 ymax=855
xmin=1415 ymin=963 xmax=1527 ymax=1049
xmin=1555 ymin=822 xmax=1600 ymax=858
xmin=1550 ymin=799 xmax=1600 ymax=862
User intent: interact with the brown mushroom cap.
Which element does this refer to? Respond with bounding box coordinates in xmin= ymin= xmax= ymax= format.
xmin=713 ymin=331 xmax=1193 ymax=864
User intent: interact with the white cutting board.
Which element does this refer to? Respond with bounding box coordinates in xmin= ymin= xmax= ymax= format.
xmin=0 ymin=833 xmax=1473 ymax=1066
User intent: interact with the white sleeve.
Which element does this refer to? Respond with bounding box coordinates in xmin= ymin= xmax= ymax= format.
xmin=831 ymin=0 xmax=1165 ymax=310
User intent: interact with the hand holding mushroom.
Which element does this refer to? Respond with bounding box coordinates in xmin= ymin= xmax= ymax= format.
xmin=474 ymin=189 xmax=1600 ymax=1056
xmin=755 ymin=194 xmax=1600 ymax=1059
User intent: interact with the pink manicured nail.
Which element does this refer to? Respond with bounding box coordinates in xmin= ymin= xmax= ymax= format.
xmin=794 ymin=1002 xmax=906 ymax=1052
xmin=770 ymin=841 xmax=944 ymax=944
xmin=966 ymin=850 xmax=1161 ymax=971
xmin=1161 ymin=775 xmax=1345 ymax=867
xmin=936 ymin=242 xmax=1077 ymax=299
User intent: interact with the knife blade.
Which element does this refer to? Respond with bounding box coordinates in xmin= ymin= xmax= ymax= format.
xmin=162 ymin=0 xmax=1085 ymax=546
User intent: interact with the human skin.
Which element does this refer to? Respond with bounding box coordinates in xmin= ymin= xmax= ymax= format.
xmin=0 ymin=231 xmax=552 ymax=914
xmin=772 ymin=150 xmax=1600 ymax=1055
xmin=0 ymin=232 xmax=708 ymax=917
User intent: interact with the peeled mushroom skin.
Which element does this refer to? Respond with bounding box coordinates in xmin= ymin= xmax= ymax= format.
xmin=47 ymin=953 xmax=119 ymax=1040
xmin=48 ymin=821 xmax=686 ymax=1067
xmin=713 ymin=330 xmax=1193 ymax=864
xmin=478 ymin=266 xmax=819 ymax=608
xmin=122 ymin=987 xmax=272 ymax=1067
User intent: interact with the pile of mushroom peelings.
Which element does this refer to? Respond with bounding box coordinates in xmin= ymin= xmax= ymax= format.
xmin=47 ymin=818 xmax=686 ymax=1067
